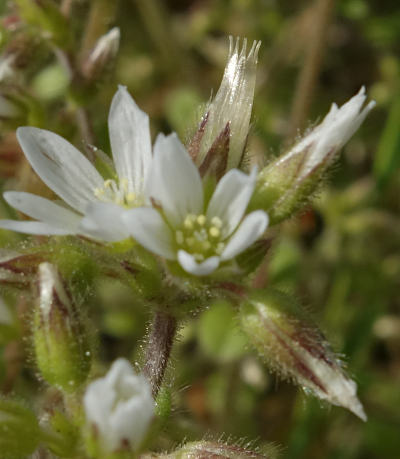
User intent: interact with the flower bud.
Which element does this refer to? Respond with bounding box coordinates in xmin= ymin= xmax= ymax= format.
xmin=33 ymin=262 xmax=91 ymax=392
xmin=240 ymin=289 xmax=366 ymax=420
xmin=191 ymin=37 xmax=260 ymax=171
xmin=0 ymin=399 xmax=41 ymax=456
xmin=81 ymin=28 xmax=120 ymax=82
xmin=0 ymin=249 xmax=42 ymax=288
xmin=84 ymin=358 xmax=154 ymax=456
xmin=0 ymin=55 xmax=16 ymax=82
xmin=151 ymin=441 xmax=272 ymax=458
xmin=250 ymin=88 xmax=375 ymax=224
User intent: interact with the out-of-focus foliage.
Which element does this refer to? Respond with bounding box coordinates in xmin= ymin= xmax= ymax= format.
xmin=0 ymin=0 xmax=398 ymax=458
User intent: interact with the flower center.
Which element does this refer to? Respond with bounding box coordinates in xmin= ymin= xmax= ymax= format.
xmin=94 ymin=178 xmax=141 ymax=208
xmin=175 ymin=214 xmax=225 ymax=262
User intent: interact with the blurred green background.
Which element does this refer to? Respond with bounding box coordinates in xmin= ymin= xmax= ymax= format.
xmin=0 ymin=0 xmax=399 ymax=458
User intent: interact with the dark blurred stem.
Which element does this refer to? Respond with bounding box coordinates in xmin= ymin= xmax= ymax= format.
xmin=287 ymin=0 xmax=336 ymax=141
xmin=75 ymin=107 xmax=95 ymax=147
xmin=133 ymin=0 xmax=188 ymax=79
xmin=79 ymin=0 xmax=119 ymax=61
xmin=144 ymin=310 xmax=177 ymax=398
xmin=60 ymin=0 xmax=74 ymax=17
xmin=54 ymin=48 xmax=96 ymax=153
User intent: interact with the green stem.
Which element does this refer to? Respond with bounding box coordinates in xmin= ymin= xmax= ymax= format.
xmin=143 ymin=310 xmax=177 ymax=398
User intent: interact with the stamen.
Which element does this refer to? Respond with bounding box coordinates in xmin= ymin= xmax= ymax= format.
xmin=211 ymin=216 xmax=223 ymax=228
xmin=196 ymin=215 xmax=206 ymax=226
xmin=184 ymin=215 xmax=195 ymax=230
xmin=176 ymin=212 xmax=228 ymax=262
xmin=209 ymin=227 xmax=220 ymax=238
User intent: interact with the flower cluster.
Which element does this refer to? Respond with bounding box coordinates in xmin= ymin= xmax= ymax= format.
xmin=0 ymin=32 xmax=377 ymax=459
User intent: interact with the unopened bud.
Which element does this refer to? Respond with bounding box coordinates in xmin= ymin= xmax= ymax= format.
xmin=240 ymin=289 xmax=366 ymax=420
xmin=0 ymin=399 xmax=41 ymax=456
xmin=0 ymin=55 xmax=16 ymax=82
xmin=152 ymin=440 xmax=272 ymax=458
xmin=192 ymin=37 xmax=260 ymax=171
xmin=250 ymin=88 xmax=375 ymax=224
xmin=84 ymin=358 xmax=154 ymax=456
xmin=81 ymin=27 xmax=120 ymax=82
xmin=0 ymin=249 xmax=42 ymax=287
xmin=33 ymin=262 xmax=91 ymax=392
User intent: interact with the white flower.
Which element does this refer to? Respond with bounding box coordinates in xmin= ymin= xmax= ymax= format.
xmin=197 ymin=37 xmax=260 ymax=170
xmin=122 ymin=133 xmax=269 ymax=276
xmin=84 ymin=358 xmax=154 ymax=453
xmin=284 ymin=86 xmax=376 ymax=178
xmin=0 ymin=86 xmax=152 ymax=242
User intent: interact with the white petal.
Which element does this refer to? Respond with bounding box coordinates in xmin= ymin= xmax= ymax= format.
xmin=123 ymin=207 xmax=175 ymax=259
xmin=16 ymin=127 xmax=104 ymax=213
xmin=105 ymin=357 xmax=135 ymax=385
xmin=108 ymin=86 xmax=152 ymax=195
xmin=4 ymin=191 xmax=81 ymax=231
xmin=177 ymin=250 xmax=220 ymax=276
xmin=207 ymin=167 xmax=257 ymax=237
xmin=148 ymin=133 xmax=203 ymax=227
xmin=84 ymin=379 xmax=115 ymax=439
xmin=109 ymin=386 xmax=153 ymax=450
xmin=296 ymin=88 xmax=376 ymax=176
xmin=79 ymin=202 xmax=130 ymax=242
xmin=221 ymin=210 xmax=268 ymax=260
xmin=0 ymin=220 xmax=73 ymax=235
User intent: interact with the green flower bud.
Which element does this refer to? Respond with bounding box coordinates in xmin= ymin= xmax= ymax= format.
xmin=81 ymin=28 xmax=120 ymax=82
xmin=250 ymin=88 xmax=375 ymax=224
xmin=190 ymin=37 xmax=260 ymax=171
xmin=240 ymin=289 xmax=366 ymax=420
xmin=147 ymin=441 xmax=273 ymax=458
xmin=33 ymin=262 xmax=91 ymax=392
xmin=0 ymin=398 xmax=41 ymax=457
xmin=0 ymin=250 xmax=43 ymax=288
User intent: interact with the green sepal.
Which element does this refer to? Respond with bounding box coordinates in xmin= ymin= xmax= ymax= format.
xmin=0 ymin=398 xmax=41 ymax=458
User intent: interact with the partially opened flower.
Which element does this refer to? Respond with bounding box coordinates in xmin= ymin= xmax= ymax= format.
xmin=84 ymin=358 xmax=154 ymax=454
xmin=190 ymin=37 xmax=260 ymax=172
xmin=251 ymin=87 xmax=375 ymax=223
xmin=123 ymin=133 xmax=269 ymax=276
xmin=0 ymin=86 xmax=152 ymax=242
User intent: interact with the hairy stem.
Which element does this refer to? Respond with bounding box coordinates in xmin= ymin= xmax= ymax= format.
xmin=143 ymin=310 xmax=177 ymax=398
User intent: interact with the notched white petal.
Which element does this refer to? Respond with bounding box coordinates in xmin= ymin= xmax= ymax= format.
xmin=108 ymin=86 xmax=152 ymax=195
xmin=79 ymin=202 xmax=130 ymax=242
xmin=207 ymin=167 xmax=257 ymax=237
xmin=4 ymin=191 xmax=81 ymax=231
xmin=149 ymin=133 xmax=203 ymax=226
xmin=123 ymin=207 xmax=175 ymax=259
xmin=16 ymin=127 xmax=103 ymax=213
xmin=177 ymin=250 xmax=220 ymax=276
xmin=0 ymin=220 xmax=73 ymax=235
xmin=221 ymin=210 xmax=268 ymax=260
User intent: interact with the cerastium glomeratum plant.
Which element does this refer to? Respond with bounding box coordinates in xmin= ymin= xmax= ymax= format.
xmin=0 ymin=16 xmax=374 ymax=458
